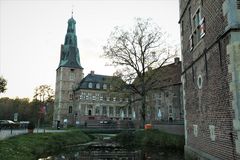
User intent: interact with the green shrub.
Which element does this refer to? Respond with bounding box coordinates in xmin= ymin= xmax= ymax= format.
xmin=114 ymin=129 xmax=184 ymax=150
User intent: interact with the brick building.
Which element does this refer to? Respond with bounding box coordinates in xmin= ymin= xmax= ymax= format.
xmin=179 ymin=0 xmax=240 ymax=159
xmin=132 ymin=58 xmax=183 ymax=123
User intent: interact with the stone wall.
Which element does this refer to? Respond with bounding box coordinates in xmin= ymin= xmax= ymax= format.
xmin=53 ymin=67 xmax=83 ymax=126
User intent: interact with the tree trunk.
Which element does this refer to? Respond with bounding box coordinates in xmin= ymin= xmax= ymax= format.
xmin=141 ymin=94 xmax=146 ymax=128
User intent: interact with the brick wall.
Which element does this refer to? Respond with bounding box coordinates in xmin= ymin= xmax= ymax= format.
xmin=179 ymin=0 xmax=239 ymax=159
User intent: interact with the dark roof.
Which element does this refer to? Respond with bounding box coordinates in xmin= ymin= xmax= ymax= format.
xmin=75 ymin=73 xmax=119 ymax=91
xmin=58 ymin=45 xmax=83 ymax=69
xmin=134 ymin=60 xmax=182 ymax=90
xmin=57 ymin=17 xmax=83 ymax=69
xmin=76 ymin=73 xmax=125 ymax=91
xmin=155 ymin=61 xmax=182 ymax=87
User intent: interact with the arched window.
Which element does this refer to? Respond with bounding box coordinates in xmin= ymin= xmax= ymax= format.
xmin=88 ymin=82 xmax=93 ymax=88
xmin=96 ymin=83 xmax=100 ymax=89
xmin=103 ymin=84 xmax=107 ymax=90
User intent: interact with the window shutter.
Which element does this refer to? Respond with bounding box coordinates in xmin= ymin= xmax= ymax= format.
xmin=200 ymin=17 xmax=206 ymax=38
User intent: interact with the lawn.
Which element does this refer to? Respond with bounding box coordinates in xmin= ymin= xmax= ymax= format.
xmin=0 ymin=130 xmax=92 ymax=160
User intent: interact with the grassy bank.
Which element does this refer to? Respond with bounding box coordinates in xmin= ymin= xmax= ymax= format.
xmin=0 ymin=130 xmax=92 ymax=160
xmin=113 ymin=129 xmax=184 ymax=150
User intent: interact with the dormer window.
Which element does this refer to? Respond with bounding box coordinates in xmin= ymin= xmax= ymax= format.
xmin=103 ymin=84 xmax=107 ymax=90
xmin=96 ymin=83 xmax=100 ymax=89
xmin=88 ymin=82 xmax=93 ymax=88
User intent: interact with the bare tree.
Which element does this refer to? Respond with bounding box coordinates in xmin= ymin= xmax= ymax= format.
xmin=33 ymin=85 xmax=54 ymax=103
xmin=103 ymin=18 xmax=176 ymax=127
xmin=0 ymin=76 xmax=7 ymax=93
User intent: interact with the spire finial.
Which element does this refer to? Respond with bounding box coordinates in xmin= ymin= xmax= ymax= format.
xmin=71 ymin=5 xmax=74 ymax=18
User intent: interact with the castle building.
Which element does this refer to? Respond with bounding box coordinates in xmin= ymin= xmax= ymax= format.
xmin=53 ymin=16 xmax=131 ymax=127
xmin=179 ymin=0 xmax=240 ymax=159
xmin=54 ymin=16 xmax=184 ymax=129
xmin=72 ymin=70 xmax=132 ymax=126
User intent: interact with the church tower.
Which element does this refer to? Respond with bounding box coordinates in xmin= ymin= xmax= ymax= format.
xmin=53 ymin=15 xmax=84 ymax=127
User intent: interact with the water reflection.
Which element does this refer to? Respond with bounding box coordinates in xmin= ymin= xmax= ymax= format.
xmin=40 ymin=145 xmax=183 ymax=160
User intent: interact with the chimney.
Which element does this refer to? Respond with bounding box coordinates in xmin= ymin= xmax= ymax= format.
xmin=174 ymin=57 xmax=180 ymax=64
xmin=90 ymin=70 xmax=95 ymax=75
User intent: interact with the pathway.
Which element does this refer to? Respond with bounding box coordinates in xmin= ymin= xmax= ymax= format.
xmin=0 ymin=128 xmax=66 ymax=140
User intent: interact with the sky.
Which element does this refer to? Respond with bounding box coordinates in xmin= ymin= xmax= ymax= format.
xmin=0 ymin=0 xmax=180 ymax=100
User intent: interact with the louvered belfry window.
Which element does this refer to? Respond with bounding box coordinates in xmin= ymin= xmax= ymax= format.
xmin=237 ymin=0 xmax=240 ymax=9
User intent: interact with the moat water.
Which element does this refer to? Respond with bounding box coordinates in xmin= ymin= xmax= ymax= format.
xmin=40 ymin=144 xmax=184 ymax=160
xmin=39 ymin=134 xmax=184 ymax=160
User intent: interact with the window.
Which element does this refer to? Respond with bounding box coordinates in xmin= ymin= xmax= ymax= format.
xmin=95 ymin=107 xmax=100 ymax=115
xmin=157 ymin=108 xmax=162 ymax=119
xmin=102 ymin=106 xmax=107 ymax=115
xmin=168 ymin=105 xmax=173 ymax=114
xmin=197 ymin=74 xmax=203 ymax=89
xmin=79 ymin=95 xmax=83 ymax=100
xmin=193 ymin=124 xmax=198 ymax=137
xmin=69 ymin=94 xmax=73 ymax=100
xmin=69 ymin=106 xmax=72 ymax=113
xmin=109 ymin=107 xmax=113 ymax=115
xmin=103 ymin=84 xmax=107 ymax=90
xmin=96 ymin=83 xmax=100 ymax=89
xmin=193 ymin=9 xmax=201 ymax=42
xmin=88 ymin=82 xmax=93 ymax=88
xmin=193 ymin=10 xmax=200 ymax=29
xmin=70 ymin=72 xmax=75 ymax=80
xmin=190 ymin=8 xmax=205 ymax=51
xmin=116 ymin=107 xmax=120 ymax=116
xmin=88 ymin=93 xmax=92 ymax=100
xmin=199 ymin=17 xmax=206 ymax=38
xmin=209 ymin=125 xmax=216 ymax=141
